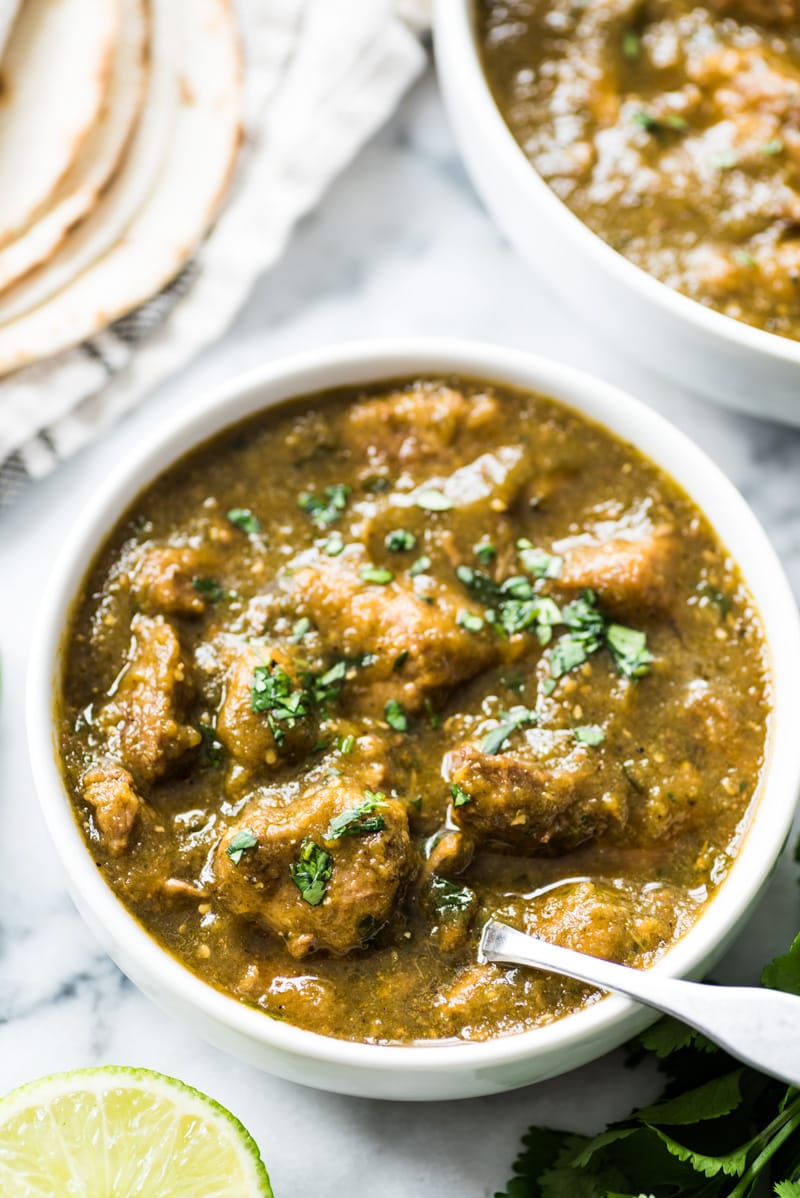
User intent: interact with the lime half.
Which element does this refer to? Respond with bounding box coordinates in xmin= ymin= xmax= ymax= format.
xmin=0 ymin=1066 xmax=273 ymax=1196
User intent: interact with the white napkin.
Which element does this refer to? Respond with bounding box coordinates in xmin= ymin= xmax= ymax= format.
xmin=0 ymin=0 xmax=431 ymax=508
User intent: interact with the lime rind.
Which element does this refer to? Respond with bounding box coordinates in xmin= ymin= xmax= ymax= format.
xmin=0 ymin=1065 xmax=273 ymax=1197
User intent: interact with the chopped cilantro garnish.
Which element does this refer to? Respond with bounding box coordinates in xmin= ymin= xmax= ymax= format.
xmin=634 ymin=109 xmax=688 ymax=133
xmin=298 ymin=484 xmax=351 ymax=529
xmin=393 ymin=649 xmax=409 ymax=671
xmin=415 ymin=488 xmax=453 ymax=512
xmin=336 ymin=734 xmax=355 ymax=755
xmin=198 ymin=722 xmax=224 ymax=768
xmin=360 ymin=565 xmax=394 ymax=585
xmin=575 ymin=725 xmax=605 ymax=746
xmin=290 ymin=616 xmax=311 ymax=643
xmin=457 ymin=610 xmax=485 ymax=633
xmin=549 ymin=634 xmax=589 ymax=678
xmin=474 ymin=541 xmax=497 ymax=565
xmin=385 ymin=529 xmax=417 ymax=552
xmin=430 ymin=876 xmax=476 ymax=915
xmin=482 ymin=706 xmax=537 ymax=755
xmin=384 ymin=699 xmax=408 ymax=732
xmin=326 ymin=792 xmax=388 ymax=840
xmin=226 ymin=828 xmax=257 ymax=865
xmin=251 ymin=658 xmax=347 ymax=744
xmin=323 ymin=534 xmax=344 ymax=556
xmin=251 ymin=662 xmax=310 ymax=746
xmin=622 ymin=28 xmax=640 ymax=59
xmin=409 ymin=555 xmax=432 ymax=577
xmin=607 ymin=623 xmax=654 ymax=678
xmin=305 ymin=659 xmax=347 ymax=708
xmin=541 ymin=677 xmax=557 ymax=697
xmin=450 ymin=782 xmax=472 ymax=808
xmin=762 ymin=138 xmax=784 ymax=156
xmin=424 ymin=698 xmax=442 ymax=730
xmin=289 ymin=839 xmax=332 ymax=905
xmin=226 ymin=508 xmax=261 ymax=535
xmin=517 ymin=539 xmax=563 ymax=579
xmin=192 ymin=576 xmax=226 ymax=603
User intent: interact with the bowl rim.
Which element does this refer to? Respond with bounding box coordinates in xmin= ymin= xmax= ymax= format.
xmin=26 ymin=338 xmax=800 ymax=1079
xmin=433 ymin=0 xmax=800 ymax=368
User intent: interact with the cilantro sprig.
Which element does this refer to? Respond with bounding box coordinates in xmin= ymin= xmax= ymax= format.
xmin=496 ymin=932 xmax=800 ymax=1198
xmin=298 ymin=484 xmax=350 ymax=529
xmin=326 ymin=791 xmax=388 ymax=840
xmin=250 ymin=658 xmax=347 ymax=746
xmin=289 ymin=839 xmax=332 ymax=905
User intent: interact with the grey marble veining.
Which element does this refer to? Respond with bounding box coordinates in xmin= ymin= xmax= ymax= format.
xmin=1 ymin=67 xmax=799 ymax=1196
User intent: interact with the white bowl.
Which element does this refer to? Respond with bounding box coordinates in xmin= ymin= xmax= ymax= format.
xmin=27 ymin=340 xmax=800 ymax=1100
xmin=434 ymin=1 xmax=800 ymax=426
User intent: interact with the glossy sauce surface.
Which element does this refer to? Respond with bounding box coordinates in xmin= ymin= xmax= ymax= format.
xmin=479 ymin=0 xmax=800 ymax=340
xmin=59 ymin=377 xmax=770 ymax=1042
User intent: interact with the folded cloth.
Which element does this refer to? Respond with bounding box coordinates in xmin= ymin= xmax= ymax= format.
xmin=0 ymin=0 xmax=430 ymax=510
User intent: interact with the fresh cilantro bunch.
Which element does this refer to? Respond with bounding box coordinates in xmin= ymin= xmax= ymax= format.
xmin=496 ymin=935 xmax=800 ymax=1198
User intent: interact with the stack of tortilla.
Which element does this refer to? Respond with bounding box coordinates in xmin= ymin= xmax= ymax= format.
xmin=0 ymin=0 xmax=241 ymax=376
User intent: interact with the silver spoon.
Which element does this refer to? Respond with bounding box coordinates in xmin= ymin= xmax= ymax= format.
xmin=479 ymin=919 xmax=800 ymax=1087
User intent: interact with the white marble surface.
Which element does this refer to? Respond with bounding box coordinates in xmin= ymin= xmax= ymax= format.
xmin=2 ymin=67 xmax=800 ymax=1196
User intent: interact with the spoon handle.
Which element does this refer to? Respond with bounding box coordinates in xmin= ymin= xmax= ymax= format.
xmin=479 ymin=920 xmax=800 ymax=1088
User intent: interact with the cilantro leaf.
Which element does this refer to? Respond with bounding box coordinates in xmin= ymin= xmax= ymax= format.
xmin=226 ymin=508 xmax=261 ymax=535
xmin=761 ymin=932 xmax=800 ymax=995
xmin=289 ymin=839 xmax=332 ymax=905
xmin=298 ymin=484 xmax=350 ymax=528
xmin=429 ymin=875 xmax=476 ymax=915
xmin=450 ymin=782 xmax=472 ymax=807
xmin=360 ymin=565 xmax=394 ymax=585
xmin=326 ymin=792 xmax=388 ymax=840
xmin=575 ymin=725 xmax=605 ymax=746
xmin=410 ymin=555 xmax=432 ymax=577
xmin=636 ymin=1071 xmax=743 ymax=1126
xmin=192 ymin=576 xmax=226 ymax=602
xmin=517 ymin=539 xmax=563 ymax=579
xmin=385 ymin=529 xmax=417 ymax=551
xmin=482 ymin=707 xmax=537 ymax=755
xmin=251 ymin=662 xmax=310 ymax=746
xmin=607 ymin=624 xmax=654 ymax=679
xmin=197 ymin=722 xmax=224 ymax=769
xmin=226 ymin=828 xmax=257 ymax=865
xmin=384 ymin=698 xmax=408 ymax=732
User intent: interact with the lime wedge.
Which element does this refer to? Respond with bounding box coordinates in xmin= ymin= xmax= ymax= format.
xmin=0 ymin=1066 xmax=273 ymax=1196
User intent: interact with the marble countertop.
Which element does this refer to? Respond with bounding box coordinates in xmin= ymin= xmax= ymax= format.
xmin=2 ymin=66 xmax=800 ymax=1197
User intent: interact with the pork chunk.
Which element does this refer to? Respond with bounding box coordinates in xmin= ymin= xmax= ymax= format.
xmin=96 ymin=614 xmax=200 ymax=785
xmin=343 ymin=384 xmax=499 ymax=471
xmin=82 ymin=761 xmax=141 ymax=856
xmin=132 ymin=545 xmax=219 ymax=617
xmin=291 ymin=560 xmax=500 ymax=715
xmin=446 ymin=729 xmax=626 ymax=852
xmin=523 ymin=880 xmax=691 ymax=963
xmin=558 ymin=532 xmax=676 ymax=616
xmin=213 ymin=779 xmax=414 ymax=957
xmin=216 ymin=644 xmax=317 ymax=772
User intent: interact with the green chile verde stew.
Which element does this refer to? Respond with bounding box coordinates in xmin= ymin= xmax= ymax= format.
xmin=479 ymin=0 xmax=800 ymax=340
xmin=59 ymin=378 xmax=770 ymax=1044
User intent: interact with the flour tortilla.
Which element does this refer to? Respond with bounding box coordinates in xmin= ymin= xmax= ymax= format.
xmin=0 ymin=0 xmax=241 ymax=374
xmin=0 ymin=1 xmax=21 ymax=60
xmin=0 ymin=0 xmax=174 ymax=322
xmin=0 ymin=0 xmax=120 ymax=249
xmin=0 ymin=0 xmax=148 ymax=296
